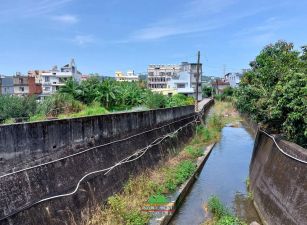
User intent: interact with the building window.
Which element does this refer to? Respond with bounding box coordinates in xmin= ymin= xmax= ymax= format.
xmin=19 ymin=87 xmax=24 ymax=92
xmin=45 ymin=76 xmax=50 ymax=82
xmin=177 ymin=84 xmax=185 ymax=88
xmin=44 ymin=87 xmax=50 ymax=91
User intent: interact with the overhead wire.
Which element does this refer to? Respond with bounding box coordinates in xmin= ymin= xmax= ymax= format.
xmin=258 ymin=129 xmax=307 ymax=164
xmin=0 ymin=109 xmax=204 ymax=221
xmin=0 ymin=113 xmax=197 ymax=179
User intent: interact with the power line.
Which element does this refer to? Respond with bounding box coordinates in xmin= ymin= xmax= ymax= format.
xmin=0 ymin=114 xmax=196 ymax=179
xmin=0 ymin=110 xmax=205 ymax=221
xmin=259 ymin=129 xmax=307 ymax=164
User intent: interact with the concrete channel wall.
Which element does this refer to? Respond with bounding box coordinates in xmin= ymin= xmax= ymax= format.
xmin=250 ymin=130 xmax=307 ymax=225
xmin=0 ymin=100 xmax=214 ymax=225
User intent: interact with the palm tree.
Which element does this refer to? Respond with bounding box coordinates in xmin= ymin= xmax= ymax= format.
xmin=59 ymin=78 xmax=80 ymax=98
xmin=95 ymin=79 xmax=118 ymax=108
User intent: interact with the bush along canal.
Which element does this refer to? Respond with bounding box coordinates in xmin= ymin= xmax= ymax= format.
xmin=169 ymin=101 xmax=261 ymax=225
xmin=83 ymin=101 xmax=260 ymax=225
xmin=82 ymin=102 xmax=220 ymax=225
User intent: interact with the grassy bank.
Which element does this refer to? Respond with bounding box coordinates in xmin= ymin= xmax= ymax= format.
xmin=83 ymin=101 xmax=239 ymax=225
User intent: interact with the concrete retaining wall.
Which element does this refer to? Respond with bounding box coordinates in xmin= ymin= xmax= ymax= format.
xmin=250 ymin=131 xmax=307 ymax=225
xmin=0 ymin=100 xmax=214 ymax=225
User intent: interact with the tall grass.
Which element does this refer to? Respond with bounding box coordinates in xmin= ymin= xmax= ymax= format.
xmin=58 ymin=102 xmax=108 ymax=119
xmin=86 ymin=102 xmax=241 ymax=225
xmin=206 ymin=196 xmax=247 ymax=225
xmin=164 ymin=160 xmax=196 ymax=192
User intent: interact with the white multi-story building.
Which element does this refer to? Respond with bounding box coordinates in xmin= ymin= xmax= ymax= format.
xmin=40 ymin=59 xmax=82 ymax=99
xmin=147 ymin=64 xmax=181 ymax=89
xmin=224 ymin=72 xmax=243 ymax=87
xmin=115 ymin=70 xmax=138 ymax=82
xmin=147 ymin=62 xmax=202 ymax=100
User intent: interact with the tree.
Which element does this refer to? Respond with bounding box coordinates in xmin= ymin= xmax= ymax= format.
xmin=202 ymin=86 xmax=213 ymax=97
xmin=59 ymin=78 xmax=80 ymax=98
xmin=235 ymin=41 xmax=307 ymax=147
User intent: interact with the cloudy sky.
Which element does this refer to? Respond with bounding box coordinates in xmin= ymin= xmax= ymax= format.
xmin=0 ymin=0 xmax=306 ymax=76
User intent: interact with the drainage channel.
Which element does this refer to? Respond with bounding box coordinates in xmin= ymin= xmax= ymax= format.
xmin=169 ymin=122 xmax=261 ymax=225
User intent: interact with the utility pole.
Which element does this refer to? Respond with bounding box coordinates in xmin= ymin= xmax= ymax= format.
xmin=196 ymin=51 xmax=200 ymax=112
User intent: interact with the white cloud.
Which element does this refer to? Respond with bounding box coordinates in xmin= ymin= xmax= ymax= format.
xmin=24 ymin=0 xmax=74 ymax=16
xmin=124 ymin=0 xmax=269 ymax=42
xmin=52 ymin=14 xmax=78 ymax=24
xmin=231 ymin=17 xmax=292 ymax=46
xmin=0 ymin=0 xmax=74 ymax=19
xmin=72 ymin=35 xmax=95 ymax=45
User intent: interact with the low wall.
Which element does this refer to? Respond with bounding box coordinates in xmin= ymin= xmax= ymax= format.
xmin=0 ymin=100 xmax=213 ymax=225
xmin=250 ymin=130 xmax=307 ymax=225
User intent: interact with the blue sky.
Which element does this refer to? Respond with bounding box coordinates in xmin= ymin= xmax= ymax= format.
xmin=0 ymin=0 xmax=306 ymax=77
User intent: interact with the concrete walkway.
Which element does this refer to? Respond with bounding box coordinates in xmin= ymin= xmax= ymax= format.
xmin=197 ymin=98 xmax=212 ymax=111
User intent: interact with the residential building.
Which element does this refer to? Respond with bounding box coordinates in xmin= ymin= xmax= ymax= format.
xmin=167 ymin=70 xmax=194 ymax=96
xmin=40 ymin=59 xmax=82 ymax=99
xmin=224 ymin=72 xmax=243 ymax=87
xmin=115 ymin=70 xmax=138 ymax=82
xmin=0 ymin=75 xmax=2 ymax=94
xmin=148 ymin=64 xmax=181 ymax=89
xmin=0 ymin=76 xmax=14 ymax=95
xmin=181 ymin=62 xmax=202 ymax=100
xmin=13 ymin=73 xmax=29 ymax=96
xmin=28 ymin=76 xmax=42 ymax=95
xmin=28 ymin=70 xmax=47 ymax=84
xmin=211 ymin=80 xmax=230 ymax=94
xmin=147 ymin=62 xmax=202 ymax=100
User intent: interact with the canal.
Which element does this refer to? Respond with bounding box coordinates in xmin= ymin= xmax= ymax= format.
xmin=170 ymin=122 xmax=261 ymax=225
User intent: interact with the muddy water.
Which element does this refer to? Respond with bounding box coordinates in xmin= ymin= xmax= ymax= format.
xmin=170 ymin=123 xmax=261 ymax=225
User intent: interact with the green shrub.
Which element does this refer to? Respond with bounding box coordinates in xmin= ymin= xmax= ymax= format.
xmin=166 ymin=94 xmax=194 ymax=107
xmin=58 ymin=102 xmax=108 ymax=118
xmin=164 ymin=160 xmax=196 ymax=192
xmin=202 ymin=86 xmax=213 ymax=97
xmin=208 ymin=196 xmax=247 ymax=225
xmin=145 ymin=92 xmax=167 ymax=109
xmin=36 ymin=93 xmax=83 ymax=116
xmin=108 ymin=195 xmax=126 ymax=215
xmin=234 ymin=41 xmax=307 ymax=147
xmin=216 ymin=215 xmax=246 ymax=225
xmin=214 ymin=94 xmax=223 ymax=101
xmin=196 ymin=125 xmax=214 ymax=141
xmin=0 ymin=95 xmax=37 ymax=122
xmin=108 ymin=194 xmax=149 ymax=225
xmin=208 ymin=114 xmax=224 ymax=131
xmin=185 ymin=146 xmax=203 ymax=158
xmin=208 ymin=196 xmax=230 ymax=219
xmin=123 ymin=210 xmax=149 ymax=225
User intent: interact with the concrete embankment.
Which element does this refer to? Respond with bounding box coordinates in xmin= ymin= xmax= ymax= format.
xmin=250 ymin=130 xmax=307 ymax=225
xmin=150 ymin=143 xmax=215 ymax=225
xmin=0 ymin=99 xmax=213 ymax=225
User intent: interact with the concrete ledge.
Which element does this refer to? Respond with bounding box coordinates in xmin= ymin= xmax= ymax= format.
xmin=250 ymin=130 xmax=307 ymax=225
xmin=150 ymin=143 xmax=216 ymax=225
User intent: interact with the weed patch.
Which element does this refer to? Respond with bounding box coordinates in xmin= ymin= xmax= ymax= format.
xmin=86 ymin=101 xmax=241 ymax=225
xmin=206 ymin=196 xmax=247 ymax=225
xmin=163 ymin=160 xmax=196 ymax=192
xmin=185 ymin=146 xmax=203 ymax=158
